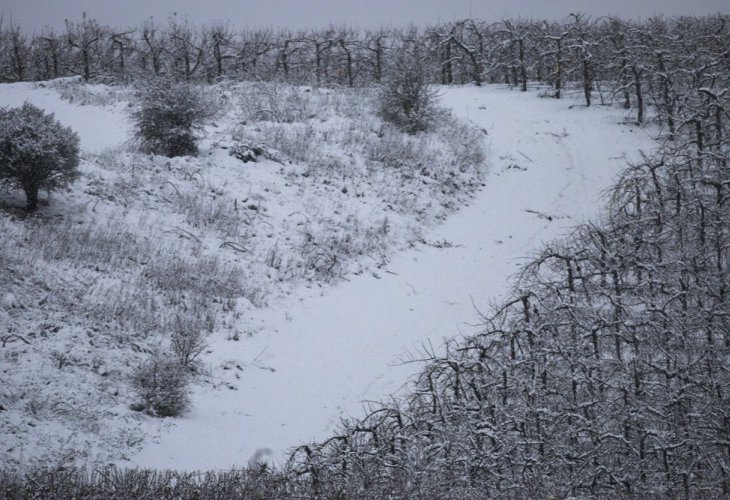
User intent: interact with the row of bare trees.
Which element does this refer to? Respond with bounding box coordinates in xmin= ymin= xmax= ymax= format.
xmin=280 ymin=18 xmax=730 ymax=500
xmin=2 ymin=15 xmax=728 ymax=144
xmin=0 ymin=14 xmax=397 ymax=85
xmin=1 ymin=15 xmax=728 ymax=113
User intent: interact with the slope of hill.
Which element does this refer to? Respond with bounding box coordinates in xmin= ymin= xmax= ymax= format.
xmin=0 ymin=78 xmax=484 ymax=468
xmin=125 ymin=84 xmax=655 ymax=470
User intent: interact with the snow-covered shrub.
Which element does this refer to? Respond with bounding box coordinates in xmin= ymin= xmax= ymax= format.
xmin=131 ymin=353 xmax=190 ymax=417
xmin=236 ymin=82 xmax=315 ymax=124
xmin=379 ymin=49 xmax=440 ymax=133
xmin=132 ymin=77 xmax=218 ymax=157
xmin=42 ymin=76 xmax=131 ymax=106
xmin=229 ymin=142 xmax=286 ymax=164
xmin=170 ymin=316 xmax=208 ymax=370
xmin=0 ymin=102 xmax=80 ymax=210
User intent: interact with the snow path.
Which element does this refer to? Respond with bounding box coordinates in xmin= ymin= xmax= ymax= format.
xmin=128 ymin=86 xmax=655 ymax=470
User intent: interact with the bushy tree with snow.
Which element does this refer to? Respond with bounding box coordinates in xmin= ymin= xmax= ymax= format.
xmin=132 ymin=77 xmax=217 ymax=157
xmin=131 ymin=353 xmax=190 ymax=417
xmin=379 ymin=47 xmax=440 ymax=134
xmin=0 ymin=103 xmax=80 ymax=211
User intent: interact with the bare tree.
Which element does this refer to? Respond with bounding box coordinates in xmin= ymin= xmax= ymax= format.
xmin=497 ymin=19 xmax=533 ymax=91
xmin=35 ymin=30 xmax=67 ymax=80
xmin=537 ymin=22 xmax=569 ymax=98
xmin=206 ymin=22 xmax=234 ymax=80
xmin=139 ymin=18 xmax=166 ymax=76
xmin=439 ymin=20 xmax=484 ymax=86
xmin=335 ymin=28 xmax=359 ymax=87
xmin=4 ymin=20 xmax=29 ymax=81
xmin=360 ymin=28 xmax=389 ymax=83
xmin=108 ymin=28 xmax=136 ymax=80
xmin=234 ymin=28 xmax=274 ymax=81
xmin=568 ymin=13 xmax=596 ymax=106
xmin=167 ymin=15 xmax=206 ymax=80
xmin=65 ymin=13 xmax=103 ymax=81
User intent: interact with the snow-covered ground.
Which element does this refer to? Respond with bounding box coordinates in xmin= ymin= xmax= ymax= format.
xmin=126 ymin=86 xmax=656 ymax=470
xmin=0 ymin=80 xmax=481 ymax=469
xmin=0 ymin=80 xmax=654 ymax=471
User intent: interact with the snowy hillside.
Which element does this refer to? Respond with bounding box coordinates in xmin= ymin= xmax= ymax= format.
xmin=128 ymin=85 xmax=656 ymax=470
xmin=0 ymin=78 xmax=484 ymax=468
xmin=0 ymin=79 xmax=654 ymax=470
xmin=1 ymin=11 xmax=728 ymax=498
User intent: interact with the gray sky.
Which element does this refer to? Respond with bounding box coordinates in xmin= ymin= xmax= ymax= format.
xmin=2 ymin=0 xmax=729 ymax=33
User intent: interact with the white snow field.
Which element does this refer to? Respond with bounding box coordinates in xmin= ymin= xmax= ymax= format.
xmin=125 ymin=86 xmax=655 ymax=470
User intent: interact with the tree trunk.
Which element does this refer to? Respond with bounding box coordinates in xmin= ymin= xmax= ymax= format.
xmin=519 ymin=40 xmax=527 ymax=91
xmin=373 ymin=39 xmax=383 ymax=83
xmin=315 ymin=44 xmax=322 ymax=85
xmin=443 ymin=41 xmax=453 ymax=84
xmin=340 ymin=40 xmax=353 ymax=87
xmin=632 ymin=66 xmax=643 ymax=124
xmin=621 ymin=58 xmax=631 ymax=109
xmin=82 ymin=48 xmax=91 ymax=81
xmin=24 ymin=185 xmax=39 ymax=212
xmin=214 ymin=43 xmax=224 ymax=77
xmin=583 ymin=59 xmax=592 ymax=107
xmin=555 ymin=38 xmax=563 ymax=99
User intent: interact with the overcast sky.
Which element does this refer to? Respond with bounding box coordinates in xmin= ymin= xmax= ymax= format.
xmin=2 ymin=0 xmax=729 ymax=33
